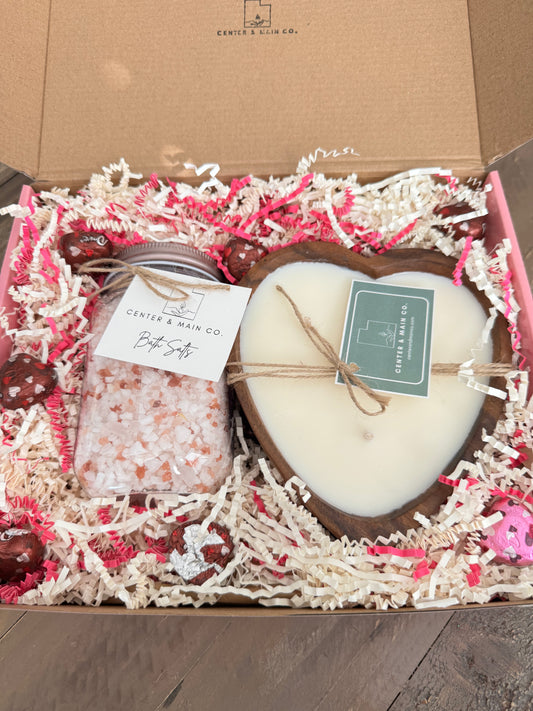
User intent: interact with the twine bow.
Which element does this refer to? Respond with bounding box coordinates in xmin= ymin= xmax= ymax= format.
xmin=228 ymin=285 xmax=391 ymax=416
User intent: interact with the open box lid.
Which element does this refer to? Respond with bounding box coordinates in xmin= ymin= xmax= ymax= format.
xmin=1 ymin=0 xmax=532 ymax=184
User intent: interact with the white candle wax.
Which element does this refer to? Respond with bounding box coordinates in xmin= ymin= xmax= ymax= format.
xmin=239 ymin=262 xmax=492 ymax=518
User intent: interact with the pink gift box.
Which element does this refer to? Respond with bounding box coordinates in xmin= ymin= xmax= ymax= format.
xmin=0 ymin=170 xmax=531 ymax=616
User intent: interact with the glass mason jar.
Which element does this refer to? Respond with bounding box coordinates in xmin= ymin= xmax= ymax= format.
xmin=73 ymin=243 xmax=233 ymax=497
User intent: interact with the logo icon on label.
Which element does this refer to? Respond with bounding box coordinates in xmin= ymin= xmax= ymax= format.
xmin=357 ymin=320 xmax=397 ymax=348
xmin=244 ymin=0 xmax=271 ymax=28
xmin=162 ymin=289 xmax=205 ymax=321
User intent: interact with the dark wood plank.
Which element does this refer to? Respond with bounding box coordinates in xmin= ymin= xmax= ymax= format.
xmin=0 ymin=609 xmax=26 ymax=637
xmin=0 ymin=612 xmax=229 ymax=711
xmin=389 ymin=606 xmax=533 ymax=711
xmin=160 ymin=612 xmax=452 ymax=711
xmin=0 ymin=163 xmax=19 ymax=188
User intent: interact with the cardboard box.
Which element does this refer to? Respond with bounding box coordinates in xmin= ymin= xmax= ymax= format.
xmin=0 ymin=1 xmax=532 ymax=614
xmin=1 ymin=1 xmax=532 ymax=184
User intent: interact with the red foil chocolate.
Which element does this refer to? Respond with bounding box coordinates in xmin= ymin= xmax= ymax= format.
xmin=434 ymin=201 xmax=485 ymax=241
xmin=0 ymin=527 xmax=45 ymax=582
xmin=222 ymin=236 xmax=268 ymax=281
xmin=0 ymin=354 xmax=58 ymax=410
xmin=256 ymin=195 xmax=293 ymax=239
xmin=168 ymin=520 xmax=234 ymax=585
xmin=59 ymin=231 xmax=113 ymax=269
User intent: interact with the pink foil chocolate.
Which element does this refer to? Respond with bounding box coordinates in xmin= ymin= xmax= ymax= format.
xmin=59 ymin=231 xmax=113 ymax=269
xmin=222 ymin=236 xmax=268 ymax=281
xmin=479 ymin=498 xmax=533 ymax=566
xmin=168 ymin=520 xmax=234 ymax=585
xmin=434 ymin=201 xmax=485 ymax=241
xmin=0 ymin=354 xmax=58 ymax=410
xmin=0 ymin=527 xmax=45 ymax=582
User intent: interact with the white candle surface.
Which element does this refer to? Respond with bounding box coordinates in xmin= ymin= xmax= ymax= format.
xmin=239 ymin=262 xmax=492 ymax=518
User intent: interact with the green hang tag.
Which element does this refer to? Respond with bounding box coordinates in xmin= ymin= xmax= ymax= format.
xmin=337 ymin=280 xmax=434 ymax=397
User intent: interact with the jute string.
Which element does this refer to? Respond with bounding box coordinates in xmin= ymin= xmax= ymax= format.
xmin=78 ymin=258 xmax=230 ymax=301
xmin=79 ymin=263 xmax=513 ymax=416
xmin=227 ymin=285 xmax=514 ymax=417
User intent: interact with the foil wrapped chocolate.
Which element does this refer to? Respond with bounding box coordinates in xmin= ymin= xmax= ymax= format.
xmin=168 ymin=520 xmax=234 ymax=585
xmin=59 ymin=231 xmax=113 ymax=270
xmin=222 ymin=236 xmax=268 ymax=281
xmin=0 ymin=527 xmax=45 ymax=582
xmin=479 ymin=498 xmax=533 ymax=566
xmin=0 ymin=354 xmax=58 ymax=410
xmin=434 ymin=201 xmax=485 ymax=241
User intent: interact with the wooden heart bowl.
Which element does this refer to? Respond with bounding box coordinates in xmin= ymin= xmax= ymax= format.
xmin=229 ymin=242 xmax=512 ymax=541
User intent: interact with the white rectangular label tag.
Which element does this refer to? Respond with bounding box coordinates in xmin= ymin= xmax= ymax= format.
xmin=94 ymin=270 xmax=251 ymax=382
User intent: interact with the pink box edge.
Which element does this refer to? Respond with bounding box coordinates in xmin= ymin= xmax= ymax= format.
xmin=485 ymin=171 xmax=533 ymax=380
xmin=0 ymin=184 xmax=35 ymax=362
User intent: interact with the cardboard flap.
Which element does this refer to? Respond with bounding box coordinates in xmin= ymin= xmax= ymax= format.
xmin=469 ymin=0 xmax=533 ymax=165
xmin=0 ymin=1 xmax=530 ymax=182
xmin=0 ymin=1 xmax=51 ymax=177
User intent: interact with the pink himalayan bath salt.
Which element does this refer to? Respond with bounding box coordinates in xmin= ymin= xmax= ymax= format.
xmin=73 ymin=244 xmax=233 ymax=497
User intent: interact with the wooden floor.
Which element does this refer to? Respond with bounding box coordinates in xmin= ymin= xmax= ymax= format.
xmin=0 ymin=146 xmax=532 ymax=711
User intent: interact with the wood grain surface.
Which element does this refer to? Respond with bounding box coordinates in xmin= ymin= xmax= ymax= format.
xmin=389 ymin=607 xmax=533 ymax=711
xmin=0 ymin=143 xmax=531 ymax=711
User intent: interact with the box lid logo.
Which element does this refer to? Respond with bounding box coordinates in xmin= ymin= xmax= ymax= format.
xmin=244 ymin=0 xmax=272 ymax=28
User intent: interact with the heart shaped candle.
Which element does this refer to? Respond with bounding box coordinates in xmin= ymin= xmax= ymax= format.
xmin=231 ymin=242 xmax=511 ymax=540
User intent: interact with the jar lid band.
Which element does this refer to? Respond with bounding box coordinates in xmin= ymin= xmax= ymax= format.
xmin=115 ymin=242 xmax=224 ymax=283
